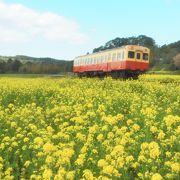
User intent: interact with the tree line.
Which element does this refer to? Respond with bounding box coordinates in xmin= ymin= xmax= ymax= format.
xmin=0 ymin=58 xmax=73 ymax=74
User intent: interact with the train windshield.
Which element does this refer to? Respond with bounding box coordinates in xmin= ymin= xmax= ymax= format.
xmin=128 ymin=51 xmax=135 ymax=58
xmin=143 ymin=53 xmax=149 ymax=60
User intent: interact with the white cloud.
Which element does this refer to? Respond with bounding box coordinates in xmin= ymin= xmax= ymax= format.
xmin=0 ymin=1 xmax=88 ymax=44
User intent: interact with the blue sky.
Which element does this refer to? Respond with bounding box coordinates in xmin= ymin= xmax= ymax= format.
xmin=0 ymin=0 xmax=179 ymax=59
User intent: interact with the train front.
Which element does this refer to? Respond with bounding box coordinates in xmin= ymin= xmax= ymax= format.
xmin=125 ymin=45 xmax=150 ymax=72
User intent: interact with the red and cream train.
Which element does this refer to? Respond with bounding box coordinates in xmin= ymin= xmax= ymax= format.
xmin=73 ymin=45 xmax=150 ymax=78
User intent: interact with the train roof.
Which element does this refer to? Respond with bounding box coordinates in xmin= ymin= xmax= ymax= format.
xmin=75 ymin=45 xmax=150 ymax=59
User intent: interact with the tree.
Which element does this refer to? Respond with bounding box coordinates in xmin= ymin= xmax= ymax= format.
xmin=93 ymin=35 xmax=156 ymax=53
xmin=0 ymin=61 xmax=6 ymax=73
xmin=12 ymin=59 xmax=22 ymax=72
xmin=173 ymin=54 xmax=180 ymax=69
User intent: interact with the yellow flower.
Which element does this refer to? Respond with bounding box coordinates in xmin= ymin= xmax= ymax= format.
xmin=97 ymin=134 xmax=104 ymax=141
xmin=132 ymin=124 xmax=140 ymax=132
xmin=47 ymin=126 xmax=54 ymax=133
xmin=164 ymin=115 xmax=179 ymax=127
xmin=151 ymin=173 xmax=162 ymax=180
xmin=171 ymin=162 xmax=180 ymax=173
xmin=8 ymin=103 xmax=14 ymax=109
xmin=107 ymin=132 xmax=114 ymax=139
xmin=157 ymin=131 xmax=165 ymax=140
xmin=138 ymin=155 xmax=146 ymax=162
xmin=66 ymin=171 xmax=75 ymax=180
xmin=126 ymin=155 xmax=134 ymax=163
xmin=43 ymin=169 xmax=52 ymax=180
xmin=148 ymin=142 xmax=161 ymax=159
xmin=103 ymin=165 xmax=114 ymax=176
xmin=5 ymin=167 xmax=13 ymax=175
xmin=34 ymin=137 xmax=43 ymax=146
xmin=43 ymin=143 xmax=56 ymax=153
xmin=0 ymin=157 xmax=3 ymax=163
xmin=76 ymin=133 xmax=86 ymax=141
xmin=127 ymin=119 xmax=133 ymax=125
xmin=150 ymin=126 xmax=158 ymax=133
xmin=23 ymin=137 xmax=29 ymax=142
xmin=141 ymin=142 xmax=149 ymax=150
xmin=45 ymin=156 xmax=53 ymax=164
xmin=10 ymin=122 xmax=17 ymax=128
xmin=83 ymin=169 xmax=94 ymax=180
xmin=98 ymin=159 xmax=107 ymax=168
xmin=12 ymin=142 xmax=18 ymax=147
xmin=165 ymin=151 xmax=171 ymax=158
xmin=24 ymin=161 xmax=31 ymax=168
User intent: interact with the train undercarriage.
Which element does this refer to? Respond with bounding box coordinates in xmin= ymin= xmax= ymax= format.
xmin=77 ymin=70 xmax=145 ymax=79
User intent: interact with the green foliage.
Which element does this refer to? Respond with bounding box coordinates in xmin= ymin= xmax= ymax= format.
xmin=0 ymin=56 xmax=73 ymax=74
xmin=93 ymin=35 xmax=155 ymax=53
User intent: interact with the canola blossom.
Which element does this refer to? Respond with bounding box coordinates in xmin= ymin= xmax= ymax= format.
xmin=0 ymin=75 xmax=179 ymax=179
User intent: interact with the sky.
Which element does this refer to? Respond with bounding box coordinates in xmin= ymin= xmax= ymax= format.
xmin=0 ymin=0 xmax=179 ymax=60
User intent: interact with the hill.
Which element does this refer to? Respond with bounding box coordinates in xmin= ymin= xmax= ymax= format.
xmin=0 ymin=55 xmax=73 ymax=74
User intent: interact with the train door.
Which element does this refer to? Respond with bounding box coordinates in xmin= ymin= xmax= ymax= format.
xmin=135 ymin=51 xmax=142 ymax=61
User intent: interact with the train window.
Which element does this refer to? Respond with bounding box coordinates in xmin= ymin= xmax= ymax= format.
xmin=108 ymin=53 xmax=111 ymax=60
xmin=102 ymin=56 xmax=104 ymax=63
xmin=112 ymin=53 xmax=116 ymax=61
xmin=92 ymin=58 xmax=94 ymax=64
xmin=95 ymin=57 xmax=97 ymax=64
xmin=104 ymin=55 xmax=106 ymax=62
xmin=143 ymin=53 xmax=149 ymax=60
xmin=98 ymin=56 xmax=101 ymax=63
xmin=136 ymin=53 xmax=141 ymax=60
xmin=105 ymin=55 xmax=107 ymax=62
xmin=117 ymin=52 xmax=121 ymax=60
xmin=90 ymin=58 xmax=92 ymax=64
xmin=128 ymin=51 xmax=135 ymax=58
xmin=122 ymin=51 xmax=124 ymax=60
xmin=99 ymin=56 xmax=101 ymax=63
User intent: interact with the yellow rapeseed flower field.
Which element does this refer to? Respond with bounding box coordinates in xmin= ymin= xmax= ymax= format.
xmin=0 ymin=75 xmax=179 ymax=179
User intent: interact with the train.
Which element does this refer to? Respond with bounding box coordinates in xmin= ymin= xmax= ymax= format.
xmin=73 ymin=45 xmax=150 ymax=78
